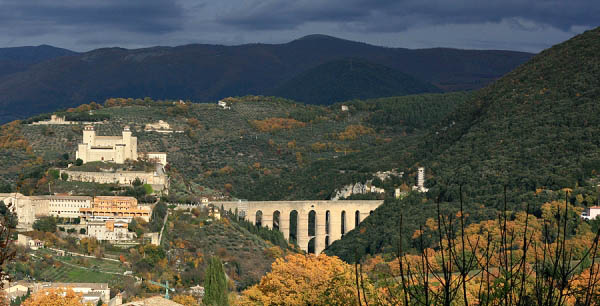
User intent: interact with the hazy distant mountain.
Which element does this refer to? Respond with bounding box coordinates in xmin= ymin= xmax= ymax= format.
xmin=0 ymin=45 xmax=76 ymax=79
xmin=0 ymin=35 xmax=532 ymax=123
xmin=273 ymin=59 xmax=442 ymax=104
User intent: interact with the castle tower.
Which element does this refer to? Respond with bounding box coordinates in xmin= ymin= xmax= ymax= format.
xmin=83 ymin=125 xmax=95 ymax=145
xmin=122 ymin=126 xmax=133 ymax=160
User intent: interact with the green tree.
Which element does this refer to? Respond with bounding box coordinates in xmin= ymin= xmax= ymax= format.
xmin=79 ymin=228 xmax=86 ymax=235
xmin=0 ymin=201 xmax=17 ymax=229
xmin=61 ymin=172 xmax=69 ymax=181
xmin=132 ymin=178 xmax=143 ymax=187
xmin=48 ymin=169 xmax=60 ymax=180
xmin=143 ymin=184 xmax=153 ymax=195
xmin=75 ymin=158 xmax=83 ymax=166
xmin=0 ymin=181 xmax=11 ymax=193
xmin=32 ymin=216 xmax=57 ymax=233
xmin=203 ymin=256 xmax=228 ymax=306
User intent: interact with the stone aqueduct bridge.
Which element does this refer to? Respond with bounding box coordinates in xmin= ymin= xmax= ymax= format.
xmin=218 ymin=200 xmax=383 ymax=254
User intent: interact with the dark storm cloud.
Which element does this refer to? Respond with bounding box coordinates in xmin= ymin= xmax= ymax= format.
xmin=0 ymin=0 xmax=595 ymax=52
xmin=217 ymin=0 xmax=599 ymax=32
xmin=0 ymin=0 xmax=183 ymax=34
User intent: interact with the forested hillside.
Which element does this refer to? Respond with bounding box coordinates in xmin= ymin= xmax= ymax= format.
xmin=0 ymin=35 xmax=531 ymax=123
xmin=0 ymin=45 xmax=76 ymax=79
xmin=326 ymin=27 xmax=600 ymax=261
xmin=273 ymin=59 xmax=441 ymax=104
xmin=0 ymin=93 xmax=469 ymax=201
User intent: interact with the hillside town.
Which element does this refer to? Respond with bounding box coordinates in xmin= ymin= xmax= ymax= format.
xmin=0 ymin=5 xmax=598 ymax=304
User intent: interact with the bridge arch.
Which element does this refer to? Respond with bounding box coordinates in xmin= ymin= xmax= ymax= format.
xmin=273 ymin=210 xmax=280 ymax=230
xmin=289 ymin=210 xmax=298 ymax=244
xmin=256 ymin=210 xmax=263 ymax=227
xmin=308 ymin=237 xmax=316 ymax=254
xmin=308 ymin=210 xmax=316 ymax=237
xmin=341 ymin=211 xmax=346 ymax=236
xmin=325 ymin=210 xmax=330 ymax=235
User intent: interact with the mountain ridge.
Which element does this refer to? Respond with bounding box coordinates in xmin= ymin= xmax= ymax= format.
xmin=0 ymin=35 xmax=532 ymax=123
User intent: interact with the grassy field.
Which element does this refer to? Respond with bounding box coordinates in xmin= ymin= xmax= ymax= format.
xmin=32 ymin=249 xmax=129 ymax=286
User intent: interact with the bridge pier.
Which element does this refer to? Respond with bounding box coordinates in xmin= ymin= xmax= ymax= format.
xmin=262 ymin=213 xmax=273 ymax=229
xmin=345 ymin=211 xmax=356 ymax=233
xmin=329 ymin=209 xmax=342 ymax=242
xmin=360 ymin=211 xmax=370 ymax=223
xmin=297 ymin=212 xmax=309 ymax=253
xmin=315 ymin=210 xmax=327 ymax=255
xmin=280 ymin=212 xmax=290 ymax=241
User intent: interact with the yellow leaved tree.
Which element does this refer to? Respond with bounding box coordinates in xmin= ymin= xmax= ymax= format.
xmin=22 ymin=288 xmax=83 ymax=306
xmin=238 ymin=253 xmax=375 ymax=306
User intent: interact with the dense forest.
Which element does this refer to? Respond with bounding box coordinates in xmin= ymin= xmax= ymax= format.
xmin=326 ymin=27 xmax=600 ymax=260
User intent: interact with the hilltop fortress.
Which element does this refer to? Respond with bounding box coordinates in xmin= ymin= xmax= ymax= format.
xmin=67 ymin=125 xmax=169 ymax=192
xmin=76 ymin=125 xmax=137 ymax=164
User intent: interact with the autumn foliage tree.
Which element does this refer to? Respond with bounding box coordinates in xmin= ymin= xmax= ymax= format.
xmin=22 ymin=288 xmax=83 ymax=306
xmin=250 ymin=117 xmax=306 ymax=132
xmin=239 ymin=254 xmax=375 ymax=306
xmin=173 ymin=295 xmax=199 ymax=306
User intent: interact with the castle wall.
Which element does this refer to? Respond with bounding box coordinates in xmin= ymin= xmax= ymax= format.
xmin=61 ymin=170 xmax=168 ymax=189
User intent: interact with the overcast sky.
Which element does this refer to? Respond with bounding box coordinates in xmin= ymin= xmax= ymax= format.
xmin=0 ymin=0 xmax=597 ymax=53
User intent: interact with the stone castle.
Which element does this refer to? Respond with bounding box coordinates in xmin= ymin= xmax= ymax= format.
xmin=76 ymin=125 xmax=137 ymax=164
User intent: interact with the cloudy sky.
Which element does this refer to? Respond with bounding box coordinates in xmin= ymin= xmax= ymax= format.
xmin=0 ymin=0 xmax=597 ymax=53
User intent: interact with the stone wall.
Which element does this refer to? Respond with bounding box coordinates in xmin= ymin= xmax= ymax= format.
xmin=61 ymin=170 xmax=168 ymax=190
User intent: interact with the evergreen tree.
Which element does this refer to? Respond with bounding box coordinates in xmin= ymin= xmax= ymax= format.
xmin=203 ymin=256 xmax=228 ymax=306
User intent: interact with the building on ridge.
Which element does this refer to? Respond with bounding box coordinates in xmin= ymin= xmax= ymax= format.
xmin=76 ymin=125 xmax=137 ymax=164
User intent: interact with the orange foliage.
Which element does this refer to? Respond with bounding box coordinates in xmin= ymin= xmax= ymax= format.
xmin=173 ymin=295 xmax=199 ymax=306
xmin=239 ymin=254 xmax=375 ymax=305
xmin=250 ymin=117 xmax=306 ymax=132
xmin=336 ymin=125 xmax=374 ymax=140
xmin=22 ymin=288 xmax=83 ymax=306
xmin=219 ymin=166 xmax=234 ymax=175
xmin=0 ymin=121 xmax=31 ymax=151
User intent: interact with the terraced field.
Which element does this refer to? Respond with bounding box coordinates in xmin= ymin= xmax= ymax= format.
xmin=32 ymin=249 xmax=130 ymax=286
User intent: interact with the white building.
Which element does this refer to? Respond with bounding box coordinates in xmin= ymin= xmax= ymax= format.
xmin=341 ymin=105 xmax=349 ymax=112
xmin=44 ymin=195 xmax=91 ymax=219
xmin=141 ymin=152 xmax=168 ymax=166
xmin=76 ymin=125 xmax=138 ymax=164
xmin=412 ymin=167 xmax=429 ymax=193
xmin=87 ymin=221 xmax=136 ymax=242
xmin=582 ymin=206 xmax=600 ymax=220
xmin=0 ymin=193 xmax=39 ymax=228
xmin=144 ymin=120 xmax=172 ymax=133
xmin=31 ymin=282 xmax=110 ymax=304
xmin=17 ymin=234 xmax=44 ymax=250
xmin=217 ymin=100 xmax=231 ymax=110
